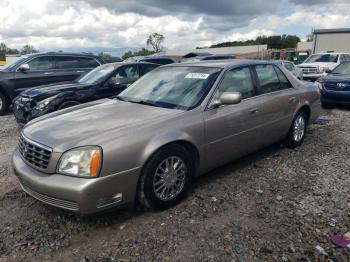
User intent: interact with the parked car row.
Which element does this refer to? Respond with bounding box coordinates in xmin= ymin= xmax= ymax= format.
xmin=12 ymin=59 xmax=321 ymax=214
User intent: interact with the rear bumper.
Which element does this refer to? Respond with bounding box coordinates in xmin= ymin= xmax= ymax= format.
xmin=12 ymin=149 xmax=141 ymax=214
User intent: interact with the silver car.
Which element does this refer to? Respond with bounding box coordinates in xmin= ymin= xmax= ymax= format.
xmin=13 ymin=60 xmax=321 ymax=214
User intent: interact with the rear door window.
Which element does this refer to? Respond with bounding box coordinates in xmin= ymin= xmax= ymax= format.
xmin=27 ymin=56 xmax=53 ymax=70
xmin=78 ymin=57 xmax=100 ymax=68
xmin=215 ymin=67 xmax=255 ymax=99
xmin=114 ymin=65 xmax=139 ymax=80
xmin=255 ymin=65 xmax=281 ymax=94
xmin=140 ymin=64 xmax=159 ymax=75
xmin=54 ymin=56 xmax=80 ymax=69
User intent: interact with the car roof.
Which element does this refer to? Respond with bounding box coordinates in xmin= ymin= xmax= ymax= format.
xmin=103 ymin=61 xmax=160 ymax=68
xmin=142 ymin=56 xmax=176 ymax=60
xmin=168 ymin=59 xmax=273 ymax=69
xmin=26 ymin=52 xmax=101 ymax=58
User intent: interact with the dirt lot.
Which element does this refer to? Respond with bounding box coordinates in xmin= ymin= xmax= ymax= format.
xmin=0 ymin=108 xmax=350 ymax=262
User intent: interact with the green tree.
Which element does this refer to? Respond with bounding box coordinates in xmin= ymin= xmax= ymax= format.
xmin=98 ymin=52 xmax=112 ymax=62
xmin=121 ymin=48 xmax=155 ymax=60
xmin=146 ymin=33 xmax=165 ymax=52
xmin=20 ymin=44 xmax=39 ymax=55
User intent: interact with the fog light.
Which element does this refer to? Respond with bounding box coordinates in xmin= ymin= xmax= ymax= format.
xmin=96 ymin=193 xmax=123 ymax=208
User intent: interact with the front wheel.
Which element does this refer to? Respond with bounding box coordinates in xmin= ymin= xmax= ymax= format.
xmin=137 ymin=144 xmax=193 ymax=210
xmin=285 ymin=111 xmax=308 ymax=148
xmin=0 ymin=92 xmax=9 ymax=115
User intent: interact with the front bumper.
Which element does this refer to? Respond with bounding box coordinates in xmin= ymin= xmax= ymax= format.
xmin=13 ymin=98 xmax=50 ymax=124
xmin=302 ymin=73 xmax=324 ymax=81
xmin=321 ymin=90 xmax=350 ymax=105
xmin=13 ymin=149 xmax=141 ymax=214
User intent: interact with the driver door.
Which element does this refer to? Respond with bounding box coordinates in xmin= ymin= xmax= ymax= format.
xmin=203 ymin=66 xmax=265 ymax=170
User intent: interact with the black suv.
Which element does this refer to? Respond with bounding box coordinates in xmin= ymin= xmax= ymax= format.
xmin=139 ymin=56 xmax=177 ymax=65
xmin=0 ymin=52 xmax=105 ymax=114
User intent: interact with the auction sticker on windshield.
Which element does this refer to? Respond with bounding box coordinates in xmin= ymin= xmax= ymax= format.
xmin=185 ymin=73 xmax=209 ymax=79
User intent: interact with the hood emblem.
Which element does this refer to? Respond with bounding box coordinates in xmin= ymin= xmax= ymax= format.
xmin=336 ymin=83 xmax=347 ymax=89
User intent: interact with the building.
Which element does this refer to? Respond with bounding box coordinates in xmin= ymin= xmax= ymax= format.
xmin=313 ymin=28 xmax=350 ymax=54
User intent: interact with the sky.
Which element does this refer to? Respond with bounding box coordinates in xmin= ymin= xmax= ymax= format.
xmin=1 ymin=0 xmax=350 ymax=55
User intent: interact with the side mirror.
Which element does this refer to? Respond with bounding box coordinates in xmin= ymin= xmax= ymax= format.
xmin=18 ymin=64 xmax=30 ymax=72
xmin=108 ymin=77 xmax=123 ymax=88
xmin=325 ymin=69 xmax=332 ymax=74
xmin=211 ymin=92 xmax=242 ymax=108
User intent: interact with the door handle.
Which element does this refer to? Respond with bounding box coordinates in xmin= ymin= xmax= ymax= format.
xmin=44 ymin=72 xmax=54 ymax=75
xmin=76 ymin=71 xmax=85 ymax=73
xmin=289 ymin=97 xmax=296 ymax=102
xmin=249 ymin=108 xmax=259 ymax=114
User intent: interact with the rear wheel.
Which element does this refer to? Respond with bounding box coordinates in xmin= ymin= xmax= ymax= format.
xmin=58 ymin=101 xmax=80 ymax=110
xmin=0 ymin=92 xmax=9 ymax=115
xmin=285 ymin=111 xmax=308 ymax=148
xmin=137 ymin=144 xmax=193 ymax=210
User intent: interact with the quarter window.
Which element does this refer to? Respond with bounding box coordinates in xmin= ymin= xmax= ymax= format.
xmin=255 ymin=65 xmax=281 ymax=94
xmin=78 ymin=57 xmax=99 ymax=68
xmin=27 ymin=56 xmax=53 ymax=70
xmin=215 ymin=67 xmax=255 ymax=99
xmin=283 ymin=62 xmax=294 ymax=71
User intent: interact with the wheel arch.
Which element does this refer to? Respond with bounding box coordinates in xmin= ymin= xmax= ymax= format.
xmin=0 ymin=85 xmax=11 ymax=103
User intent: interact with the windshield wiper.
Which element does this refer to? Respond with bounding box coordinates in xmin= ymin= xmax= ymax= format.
xmin=116 ymin=96 xmax=161 ymax=107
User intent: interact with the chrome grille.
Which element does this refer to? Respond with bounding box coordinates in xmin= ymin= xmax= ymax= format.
xmin=324 ymin=82 xmax=350 ymax=91
xmin=18 ymin=134 xmax=52 ymax=170
xmin=21 ymin=183 xmax=79 ymax=211
xmin=299 ymin=67 xmax=318 ymax=74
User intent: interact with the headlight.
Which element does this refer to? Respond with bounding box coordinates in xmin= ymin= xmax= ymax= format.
xmin=315 ymin=81 xmax=323 ymax=90
xmin=318 ymin=67 xmax=328 ymax=74
xmin=58 ymin=146 xmax=102 ymax=177
xmin=34 ymin=96 xmax=57 ymax=110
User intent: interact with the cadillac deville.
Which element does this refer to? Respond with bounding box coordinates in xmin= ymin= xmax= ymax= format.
xmin=13 ymin=60 xmax=321 ymax=214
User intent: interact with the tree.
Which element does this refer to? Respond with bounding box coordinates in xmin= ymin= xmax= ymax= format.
xmin=146 ymin=33 xmax=165 ymax=52
xmin=121 ymin=48 xmax=156 ymax=60
xmin=98 ymin=52 xmax=112 ymax=62
xmin=20 ymin=44 xmax=39 ymax=55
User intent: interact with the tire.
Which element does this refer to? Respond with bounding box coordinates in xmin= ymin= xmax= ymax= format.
xmin=58 ymin=101 xmax=80 ymax=110
xmin=285 ymin=110 xmax=308 ymax=149
xmin=0 ymin=92 xmax=9 ymax=115
xmin=137 ymin=144 xmax=193 ymax=211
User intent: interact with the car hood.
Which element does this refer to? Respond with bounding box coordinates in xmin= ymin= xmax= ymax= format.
xmin=21 ymin=82 xmax=91 ymax=99
xmin=23 ymin=99 xmax=184 ymax=152
xmin=319 ymin=74 xmax=350 ymax=83
xmin=298 ymin=62 xmax=337 ymax=69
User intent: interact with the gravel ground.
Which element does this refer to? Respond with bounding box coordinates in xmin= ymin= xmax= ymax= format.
xmin=0 ymin=108 xmax=350 ymax=262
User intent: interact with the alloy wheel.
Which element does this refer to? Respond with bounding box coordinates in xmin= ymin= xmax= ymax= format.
xmin=293 ymin=115 xmax=305 ymax=142
xmin=153 ymin=156 xmax=187 ymax=201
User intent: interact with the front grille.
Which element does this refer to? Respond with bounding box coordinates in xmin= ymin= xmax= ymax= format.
xmin=299 ymin=67 xmax=318 ymax=74
xmin=21 ymin=183 xmax=79 ymax=211
xmin=18 ymin=134 xmax=52 ymax=170
xmin=324 ymin=82 xmax=350 ymax=91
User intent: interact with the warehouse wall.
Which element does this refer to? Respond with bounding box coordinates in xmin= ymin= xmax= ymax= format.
xmin=314 ymin=33 xmax=350 ymax=53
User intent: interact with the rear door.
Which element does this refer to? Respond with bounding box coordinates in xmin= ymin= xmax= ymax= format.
xmin=52 ymin=56 xmax=99 ymax=82
xmin=10 ymin=56 xmax=57 ymax=94
xmin=203 ymin=66 xmax=264 ymax=168
xmin=251 ymin=64 xmax=299 ymax=146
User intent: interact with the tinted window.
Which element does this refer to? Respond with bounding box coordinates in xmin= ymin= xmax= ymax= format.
xmin=114 ymin=65 xmax=139 ymax=79
xmin=27 ymin=56 xmax=53 ymax=70
xmin=332 ymin=62 xmax=350 ymax=74
xmin=304 ymin=54 xmax=338 ymax=63
xmin=78 ymin=57 xmax=99 ymax=68
xmin=274 ymin=66 xmax=293 ymax=89
xmin=215 ymin=67 xmax=255 ymax=99
xmin=255 ymin=65 xmax=281 ymax=94
xmin=54 ymin=56 xmax=80 ymax=69
xmin=141 ymin=64 xmax=159 ymax=75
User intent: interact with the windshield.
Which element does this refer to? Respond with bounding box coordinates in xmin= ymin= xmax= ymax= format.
xmin=77 ymin=64 xmax=115 ymax=84
xmin=2 ymin=56 xmax=29 ymax=70
xmin=117 ymin=66 xmax=221 ymax=110
xmin=304 ymin=54 xmax=339 ymax=63
xmin=331 ymin=62 xmax=350 ymax=75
